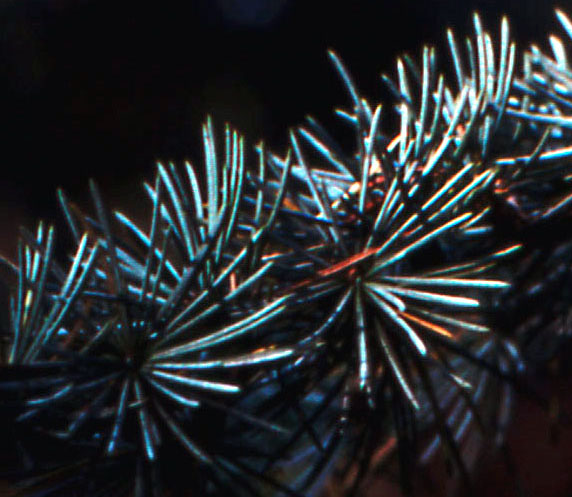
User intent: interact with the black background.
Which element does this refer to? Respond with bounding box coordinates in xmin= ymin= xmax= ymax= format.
xmin=0 ymin=1 xmax=571 ymax=496
xmin=0 ymin=0 xmax=563 ymax=254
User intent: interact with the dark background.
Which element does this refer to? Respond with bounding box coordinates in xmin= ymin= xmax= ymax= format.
xmin=0 ymin=0 xmax=563 ymax=255
xmin=0 ymin=1 xmax=570 ymax=495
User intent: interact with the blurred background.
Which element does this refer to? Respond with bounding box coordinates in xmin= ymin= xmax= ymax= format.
xmin=0 ymin=0 xmax=570 ymax=495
